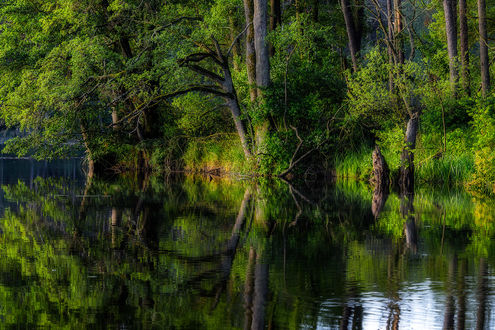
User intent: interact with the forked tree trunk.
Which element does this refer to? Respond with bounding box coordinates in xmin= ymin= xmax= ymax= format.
xmin=459 ymin=0 xmax=470 ymax=94
xmin=244 ymin=0 xmax=258 ymax=101
xmin=443 ymin=0 xmax=458 ymax=94
xmin=478 ymin=0 xmax=490 ymax=96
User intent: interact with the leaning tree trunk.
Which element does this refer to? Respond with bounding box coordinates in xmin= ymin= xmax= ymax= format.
xmin=443 ymin=0 xmax=459 ymax=95
xmin=222 ymin=65 xmax=254 ymax=158
xmin=478 ymin=0 xmax=490 ymax=97
xmin=459 ymin=0 xmax=470 ymax=95
xmin=341 ymin=0 xmax=359 ymax=72
xmin=244 ymin=0 xmax=258 ymax=102
xmin=399 ymin=115 xmax=419 ymax=193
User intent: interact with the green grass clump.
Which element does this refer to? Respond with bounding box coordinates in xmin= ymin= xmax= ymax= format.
xmin=183 ymin=135 xmax=252 ymax=174
xmin=334 ymin=147 xmax=373 ymax=180
xmin=415 ymin=153 xmax=474 ymax=186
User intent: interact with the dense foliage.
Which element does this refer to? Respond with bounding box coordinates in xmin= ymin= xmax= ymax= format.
xmin=0 ymin=0 xmax=494 ymax=192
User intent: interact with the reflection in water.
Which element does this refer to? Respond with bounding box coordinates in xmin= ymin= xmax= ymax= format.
xmin=0 ymin=162 xmax=494 ymax=328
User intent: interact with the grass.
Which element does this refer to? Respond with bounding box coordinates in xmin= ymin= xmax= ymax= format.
xmin=416 ymin=152 xmax=474 ymax=186
xmin=182 ymin=135 xmax=252 ymax=174
xmin=334 ymin=147 xmax=373 ymax=181
xmin=334 ymin=147 xmax=475 ymax=187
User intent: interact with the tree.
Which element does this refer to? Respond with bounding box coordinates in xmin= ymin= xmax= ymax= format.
xmin=443 ymin=0 xmax=458 ymax=94
xmin=459 ymin=0 xmax=470 ymax=94
xmin=244 ymin=0 xmax=258 ymax=101
xmin=478 ymin=0 xmax=490 ymax=96
xmin=341 ymin=0 xmax=359 ymax=71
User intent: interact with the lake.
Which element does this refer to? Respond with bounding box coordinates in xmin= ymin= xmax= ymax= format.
xmin=0 ymin=159 xmax=493 ymax=329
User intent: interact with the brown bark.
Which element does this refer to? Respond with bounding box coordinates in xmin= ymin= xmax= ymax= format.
xmin=341 ymin=0 xmax=359 ymax=71
xmin=478 ymin=0 xmax=490 ymax=96
xmin=443 ymin=0 xmax=459 ymax=94
xmin=244 ymin=0 xmax=258 ymax=101
xmin=459 ymin=0 xmax=470 ymax=95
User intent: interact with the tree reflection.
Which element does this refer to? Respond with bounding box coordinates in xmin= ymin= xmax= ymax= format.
xmin=0 ymin=176 xmax=493 ymax=328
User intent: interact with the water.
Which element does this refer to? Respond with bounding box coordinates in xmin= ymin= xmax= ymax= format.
xmin=0 ymin=159 xmax=494 ymax=329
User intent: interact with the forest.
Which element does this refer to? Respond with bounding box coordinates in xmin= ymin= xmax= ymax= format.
xmin=0 ymin=0 xmax=494 ymax=194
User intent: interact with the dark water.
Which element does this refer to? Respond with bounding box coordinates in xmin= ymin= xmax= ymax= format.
xmin=0 ymin=159 xmax=494 ymax=329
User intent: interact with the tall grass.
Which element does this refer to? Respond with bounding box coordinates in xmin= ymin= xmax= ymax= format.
xmin=416 ymin=152 xmax=474 ymax=186
xmin=182 ymin=135 xmax=251 ymax=174
xmin=334 ymin=147 xmax=475 ymax=187
xmin=334 ymin=147 xmax=373 ymax=180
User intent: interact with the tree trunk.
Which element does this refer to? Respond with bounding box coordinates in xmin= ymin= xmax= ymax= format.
xmin=459 ymin=0 xmax=470 ymax=95
xmin=387 ymin=0 xmax=395 ymax=89
xmin=269 ymin=0 xmax=281 ymax=56
xmin=222 ymin=65 xmax=253 ymax=158
xmin=244 ymin=0 xmax=258 ymax=102
xmin=443 ymin=0 xmax=458 ymax=94
xmin=341 ymin=0 xmax=359 ymax=72
xmin=399 ymin=115 xmax=419 ymax=193
xmin=394 ymin=0 xmax=404 ymax=64
xmin=253 ymin=0 xmax=271 ymax=155
xmin=253 ymin=0 xmax=270 ymax=92
xmin=478 ymin=0 xmax=490 ymax=96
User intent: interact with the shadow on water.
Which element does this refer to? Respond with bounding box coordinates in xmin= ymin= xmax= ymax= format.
xmin=0 ymin=162 xmax=494 ymax=328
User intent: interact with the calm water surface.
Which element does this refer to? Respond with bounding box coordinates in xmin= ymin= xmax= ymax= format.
xmin=0 ymin=159 xmax=494 ymax=329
